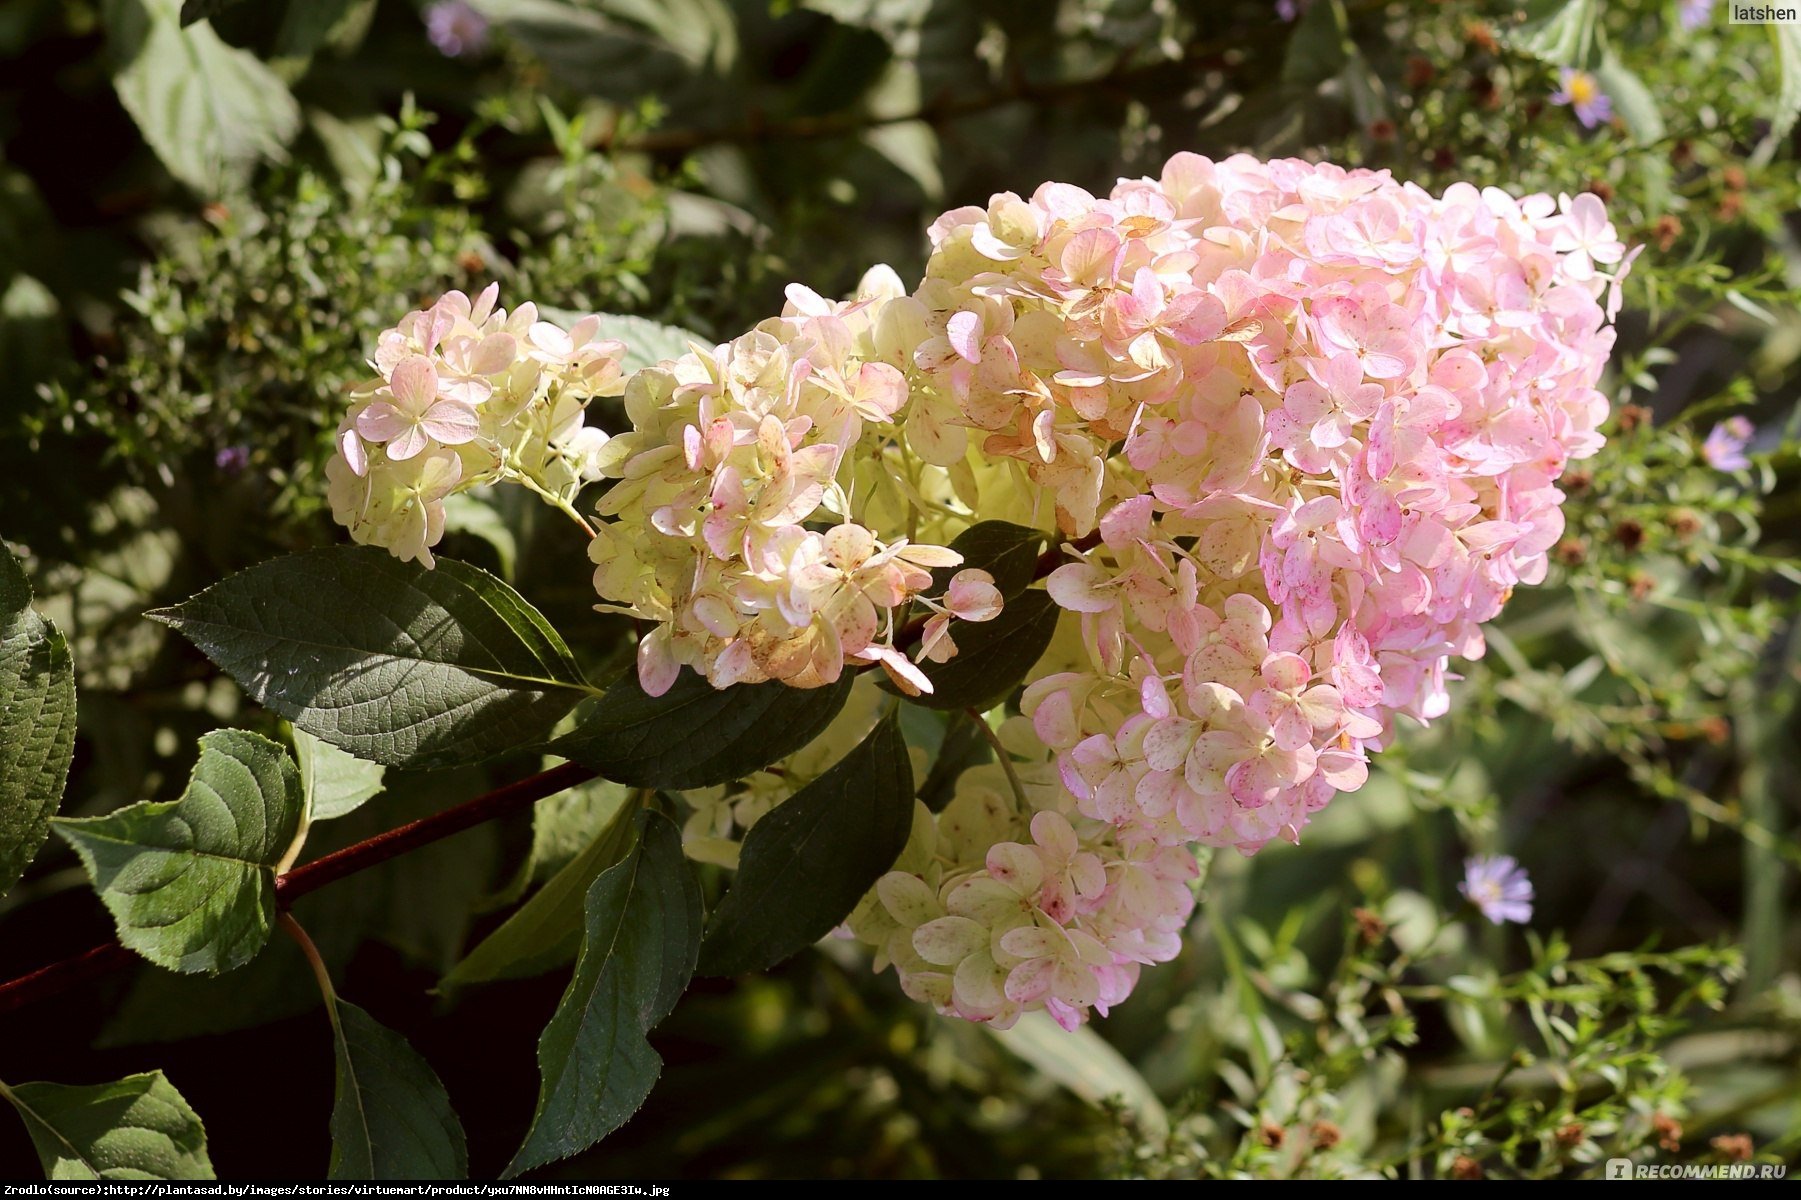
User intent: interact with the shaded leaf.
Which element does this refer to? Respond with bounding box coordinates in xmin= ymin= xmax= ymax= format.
xmin=442 ymin=789 xmax=637 ymax=987
xmin=53 ymin=729 xmax=303 ymax=974
xmin=152 ymin=547 xmax=590 ymax=769
xmin=1 ymin=1072 xmax=214 ymax=1180
xmin=938 ymin=520 xmax=1047 ymax=600
xmin=328 ymin=1001 xmax=468 ymax=1180
xmin=490 ymin=777 xmax=633 ymax=907
xmin=901 ymin=590 xmax=1062 ymax=712
xmin=552 ymin=670 xmax=852 ymax=789
xmin=0 ymin=546 xmax=76 ymax=897
xmin=469 ymin=0 xmax=731 ymax=104
xmin=504 ymin=811 xmax=700 ymax=1177
xmin=178 ymin=0 xmax=239 ymax=24
xmin=699 ymin=710 xmax=912 ymax=976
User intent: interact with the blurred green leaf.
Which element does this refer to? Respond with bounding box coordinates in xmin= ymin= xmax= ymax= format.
xmin=1505 ymin=0 xmax=1598 ymax=67
xmin=1765 ymin=22 xmax=1801 ymax=153
xmin=178 ymin=0 xmax=239 ymax=25
xmin=986 ymin=1012 xmax=1168 ymax=1140
xmin=1281 ymin=0 xmax=1348 ymax=87
xmin=1594 ymin=52 xmax=1664 ymax=144
xmin=469 ymin=0 xmax=732 ymax=103
xmin=539 ymin=307 xmax=709 ymax=373
xmin=107 ymin=0 xmax=301 ymax=195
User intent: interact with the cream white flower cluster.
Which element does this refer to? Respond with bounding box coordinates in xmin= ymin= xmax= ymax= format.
xmin=328 ymin=284 xmax=627 ymax=565
xmin=584 ymin=271 xmax=996 ymax=697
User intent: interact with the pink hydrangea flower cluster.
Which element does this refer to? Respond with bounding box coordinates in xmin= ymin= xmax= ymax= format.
xmin=850 ymin=155 xmax=1630 ymax=1028
xmin=585 ymin=273 xmax=997 ymax=697
xmin=328 ymin=284 xmax=628 ymax=565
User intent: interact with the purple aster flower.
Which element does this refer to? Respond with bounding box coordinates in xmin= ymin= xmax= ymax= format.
xmin=1701 ymin=416 xmax=1755 ymax=471
xmin=1277 ymin=0 xmax=1311 ymax=21
xmin=1550 ymin=68 xmax=1613 ymax=130
xmin=215 ymin=445 xmax=251 ymax=475
xmin=1460 ymin=855 xmax=1534 ymax=925
xmin=1679 ymin=0 xmax=1715 ymax=31
xmin=425 ymin=0 xmax=489 ymax=58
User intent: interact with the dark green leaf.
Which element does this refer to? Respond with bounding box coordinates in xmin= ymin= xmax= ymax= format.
xmin=699 ymin=709 xmax=913 ymax=976
xmin=53 ymin=729 xmax=303 ymax=974
xmin=151 ymin=547 xmax=590 ymax=769
xmin=470 ymin=0 xmax=732 ymax=104
xmin=274 ymin=0 xmax=372 ymax=60
xmin=504 ymin=811 xmax=701 ymax=1177
xmin=900 ymin=590 xmax=1062 ymax=712
xmin=1281 ymin=0 xmax=1348 ymax=87
xmin=178 ymin=0 xmax=239 ymax=24
xmin=552 ymin=670 xmax=852 ymax=789
xmin=1 ymin=1072 xmax=214 ymax=1180
xmin=328 ymin=1001 xmax=468 ymax=1180
xmin=441 ymin=789 xmax=637 ymax=988
xmin=938 ymin=520 xmax=1047 ymax=600
xmin=0 ymin=546 xmax=76 ymax=897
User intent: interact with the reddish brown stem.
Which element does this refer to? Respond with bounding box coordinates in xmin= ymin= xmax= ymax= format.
xmin=0 ymin=761 xmax=597 ymax=1021
xmin=0 ymin=942 xmax=136 ymax=1020
xmin=274 ymin=761 xmax=596 ymax=904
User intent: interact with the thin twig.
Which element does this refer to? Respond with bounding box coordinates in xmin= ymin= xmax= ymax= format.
xmin=275 ymin=760 xmax=597 ymax=903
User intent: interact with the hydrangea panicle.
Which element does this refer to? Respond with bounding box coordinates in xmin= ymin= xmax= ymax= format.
xmin=325 ymin=154 xmax=1629 ymax=1033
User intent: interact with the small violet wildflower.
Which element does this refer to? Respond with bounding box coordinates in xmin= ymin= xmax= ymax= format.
xmin=1702 ymin=416 xmax=1755 ymax=471
xmin=1551 ymin=68 xmax=1613 ymax=129
xmin=425 ymin=1 xmax=489 ymax=58
xmin=214 ymin=445 xmax=250 ymax=475
xmin=1679 ymin=0 xmax=1715 ymax=31
xmin=1460 ymin=856 xmax=1535 ymax=925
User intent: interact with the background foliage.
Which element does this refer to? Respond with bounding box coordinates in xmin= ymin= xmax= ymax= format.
xmin=1 ymin=0 xmax=1798 ymax=1179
